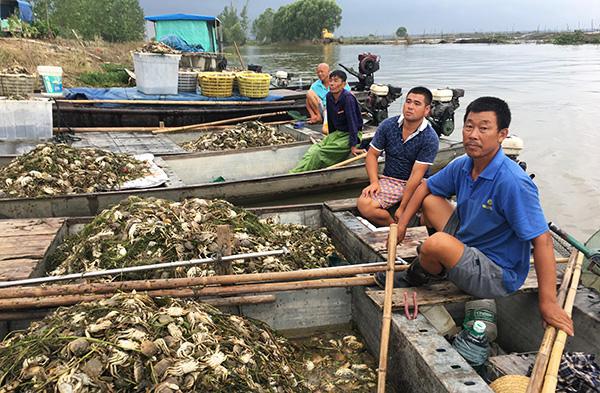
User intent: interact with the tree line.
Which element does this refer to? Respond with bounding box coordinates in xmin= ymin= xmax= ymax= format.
xmin=221 ymin=0 xmax=342 ymax=45
xmin=31 ymin=0 xmax=144 ymax=42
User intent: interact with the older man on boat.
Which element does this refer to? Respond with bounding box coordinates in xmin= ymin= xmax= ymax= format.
xmin=377 ymin=96 xmax=574 ymax=335
xmin=357 ymin=86 xmax=439 ymax=226
xmin=290 ymin=70 xmax=363 ymax=173
xmin=306 ymin=63 xmax=351 ymax=125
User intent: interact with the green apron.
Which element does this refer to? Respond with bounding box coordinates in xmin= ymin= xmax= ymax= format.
xmin=290 ymin=131 xmax=362 ymax=173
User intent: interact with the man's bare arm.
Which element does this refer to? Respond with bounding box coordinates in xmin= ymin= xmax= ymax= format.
xmin=396 ymin=163 xmax=430 ymax=217
xmin=532 ymin=232 xmax=574 ymax=335
xmin=395 ymin=180 xmax=431 ymax=242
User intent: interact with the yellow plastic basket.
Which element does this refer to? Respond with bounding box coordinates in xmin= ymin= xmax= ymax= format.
xmin=0 ymin=73 xmax=35 ymax=97
xmin=236 ymin=71 xmax=271 ymax=98
xmin=199 ymin=72 xmax=235 ymax=98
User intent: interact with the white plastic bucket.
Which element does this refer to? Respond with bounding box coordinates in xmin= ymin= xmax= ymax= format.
xmin=37 ymin=66 xmax=63 ymax=97
xmin=133 ymin=52 xmax=181 ymax=95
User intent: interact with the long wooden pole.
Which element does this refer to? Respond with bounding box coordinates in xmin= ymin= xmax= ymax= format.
xmin=541 ymin=252 xmax=584 ymax=393
xmin=327 ymin=152 xmax=368 ymax=169
xmin=526 ymin=250 xmax=578 ymax=393
xmin=0 ymin=276 xmax=376 ymax=310
xmin=153 ymin=111 xmax=289 ymax=134
xmin=54 ymin=99 xmax=296 ymax=106
xmin=0 ymin=294 xmax=277 ymax=321
xmin=0 ymin=263 xmax=408 ymax=300
xmin=233 ymin=41 xmax=246 ymax=70
xmin=52 ymin=120 xmax=295 ymax=134
xmin=377 ymin=224 xmax=398 ymax=393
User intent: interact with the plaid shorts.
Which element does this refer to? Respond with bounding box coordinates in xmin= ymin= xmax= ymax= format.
xmin=372 ymin=176 xmax=407 ymax=209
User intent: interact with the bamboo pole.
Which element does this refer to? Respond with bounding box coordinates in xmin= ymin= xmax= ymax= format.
xmin=233 ymin=41 xmax=246 ymax=70
xmin=327 ymin=152 xmax=368 ymax=169
xmin=52 ymin=120 xmax=295 ymax=134
xmin=54 ymin=99 xmax=296 ymax=106
xmin=0 ymin=262 xmax=408 ymax=299
xmin=0 ymin=276 xmax=376 ymax=310
xmin=377 ymin=224 xmax=398 ymax=393
xmin=526 ymin=250 xmax=578 ymax=393
xmin=0 ymin=295 xmax=276 ymax=321
xmin=152 ymin=111 xmax=289 ymax=134
xmin=541 ymin=252 xmax=584 ymax=393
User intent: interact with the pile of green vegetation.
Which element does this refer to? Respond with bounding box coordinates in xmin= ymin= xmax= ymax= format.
xmin=77 ymin=63 xmax=131 ymax=87
xmin=553 ymin=30 xmax=600 ymax=45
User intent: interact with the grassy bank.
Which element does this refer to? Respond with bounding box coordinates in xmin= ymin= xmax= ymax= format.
xmin=0 ymin=37 xmax=142 ymax=87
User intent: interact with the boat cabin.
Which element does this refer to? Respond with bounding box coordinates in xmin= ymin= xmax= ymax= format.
xmin=144 ymin=13 xmax=223 ymax=54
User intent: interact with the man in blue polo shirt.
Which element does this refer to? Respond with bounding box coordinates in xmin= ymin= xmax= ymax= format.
xmin=357 ymin=86 xmax=439 ymax=226
xmin=291 ymin=70 xmax=363 ymax=173
xmin=379 ymin=96 xmax=573 ymax=335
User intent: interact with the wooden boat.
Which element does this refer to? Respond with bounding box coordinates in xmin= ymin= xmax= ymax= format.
xmin=0 ymin=123 xmax=467 ymax=219
xmin=52 ymin=88 xmax=369 ymax=128
xmin=0 ymin=200 xmax=597 ymax=393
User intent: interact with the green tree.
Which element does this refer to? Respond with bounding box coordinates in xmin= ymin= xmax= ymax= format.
xmin=32 ymin=0 xmax=144 ymax=42
xmin=218 ymin=2 xmax=248 ymax=45
xmin=271 ymin=0 xmax=342 ymax=42
xmin=252 ymin=8 xmax=275 ymax=43
xmin=396 ymin=26 xmax=407 ymax=37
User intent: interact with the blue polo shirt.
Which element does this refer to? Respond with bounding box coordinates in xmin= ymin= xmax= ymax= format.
xmin=370 ymin=116 xmax=439 ymax=181
xmin=325 ymin=89 xmax=363 ymax=147
xmin=310 ymin=79 xmax=351 ymax=107
xmin=427 ymin=148 xmax=548 ymax=293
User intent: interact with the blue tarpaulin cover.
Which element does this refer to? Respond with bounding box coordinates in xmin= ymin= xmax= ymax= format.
xmin=16 ymin=0 xmax=33 ymax=23
xmin=64 ymin=87 xmax=284 ymax=102
xmin=159 ymin=35 xmax=205 ymax=52
xmin=145 ymin=14 xmax=217 ymax=22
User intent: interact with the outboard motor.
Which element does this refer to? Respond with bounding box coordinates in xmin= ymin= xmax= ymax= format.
xmin=273 ymin=71 xmax=289 ymax=88
xmin=339 ymin=52 xmax=381 ymax=91
xmin=428 ymin=88 xmax=465 ymax=136
xmin=365 ymin=83 xmax=403 ymax=125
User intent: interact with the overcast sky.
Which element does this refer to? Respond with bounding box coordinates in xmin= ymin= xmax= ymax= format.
xmin=140 ymin=0 xmax=600 ymax=36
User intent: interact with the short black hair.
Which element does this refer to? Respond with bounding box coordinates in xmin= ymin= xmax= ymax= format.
xmin=407 ymin=86 xmax=432 ymax=105
xmin=329 ymin=70 xmax=347 ymax=82
xmin=463 ymin=96 xmax=511 ymax=130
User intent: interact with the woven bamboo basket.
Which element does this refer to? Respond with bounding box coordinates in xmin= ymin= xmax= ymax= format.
xmin=0 ymin=73 xmax=35 ymax=97
xmin=199 ymin=72 xmax=235 ymax=97
xmin=236 ymin=71 xmax=271 ymax=99
xmin=489 ymin=375 xmax=529 ymax=393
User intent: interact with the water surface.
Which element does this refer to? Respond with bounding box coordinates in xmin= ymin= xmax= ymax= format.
xmin=239 ymin=43 xmax=600 ymax=240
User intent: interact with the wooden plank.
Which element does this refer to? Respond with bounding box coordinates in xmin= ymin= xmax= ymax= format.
xmin=324 ymin=198 xmax=357 ymax=212
xmin=0 ymin=259 xmax=39 ymax=281
xmin=0 ymin=235 xmax=57 ymax=260
xmin=0 ymin=218 xmax=64 ymax=236
xmin=358 ymin=226 xmax=428 ymax=260
xmin=489 ymin=354 xmax=534 ymax=379
xmin=366 ymin=268 xmax=549 ymax=309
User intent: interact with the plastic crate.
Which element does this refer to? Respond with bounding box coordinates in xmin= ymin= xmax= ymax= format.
xmin=236 ymin=71 xmax=271 ymax=98
xmin=0 ymin=73 xmax=35 ymax=97
xmin=0 ymin=98 xmax=52 ymax=140
xmin=132 ymin=52 xmax=181 ymax=95
xmin=199 ymin=72 xmax=235 ymax=97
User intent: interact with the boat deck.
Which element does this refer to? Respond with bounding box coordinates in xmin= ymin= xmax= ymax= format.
xmin=0 ymin=218 xmax=65 ymax=282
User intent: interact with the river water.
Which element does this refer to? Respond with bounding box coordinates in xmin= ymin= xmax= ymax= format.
xmin=239 ymin=43 xmax=600 ymax=241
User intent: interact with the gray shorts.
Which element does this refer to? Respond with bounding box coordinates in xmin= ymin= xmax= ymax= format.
xmin=443 ymin=211 xmax=509 ymax=299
